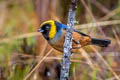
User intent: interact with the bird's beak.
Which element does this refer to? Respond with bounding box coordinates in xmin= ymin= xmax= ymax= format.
xmin=38 ymin=28 xmax=44 ymax=32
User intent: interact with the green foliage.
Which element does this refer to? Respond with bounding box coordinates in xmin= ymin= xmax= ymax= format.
xmin=0 ymin=0 xmax=120 ymax=79
xmin=91 ymin=68 xmax=98 ymax=80
xmin=81 ymin=69 xmax=89 ymax=80
xmin=9 ymin=64 xmax=31 ymax=80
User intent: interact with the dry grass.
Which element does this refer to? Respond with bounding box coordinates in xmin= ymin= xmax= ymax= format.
xmin=0 ymin=0 xmax=120 ymax=80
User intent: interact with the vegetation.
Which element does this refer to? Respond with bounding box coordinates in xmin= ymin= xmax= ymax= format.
xmin=0 ymin=0 xmax=120 ymax=80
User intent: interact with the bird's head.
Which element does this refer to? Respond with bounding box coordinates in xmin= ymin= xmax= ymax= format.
xmin=38 ymin=20 xmax=67 ymax=40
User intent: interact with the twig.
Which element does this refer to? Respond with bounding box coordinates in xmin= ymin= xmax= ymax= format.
xmin=90 ymin=0 xmax=110 ymax=14
xmin=0 ymin=32 xmax=41 ymax=44
xmin=60 ymin=0 xmax=78 ymax=80
xmin=91 ymin=46 xmax=120 ymax=80
xmin=80 ymin=0 xmax=106 ymax=37
xmin=75 ymin=20 xmax=120 ymax=30
xmin=112 ymin=29 xmax=120 ymax=46
xmin=73 ymin=66 xmax=76 ymax=80
xmin=100 ymin=7 xmax=120 ymax=21
xmin=23 ymin=49 xmax=53 ymax=80
xmin=78 ymin=48 xmax=95 ymax=69
xmin=106 ymin=75 xmax=120 ymax=80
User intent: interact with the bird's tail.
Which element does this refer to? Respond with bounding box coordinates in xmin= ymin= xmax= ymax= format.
xmin=91 ymin=38 xmax=111 ymax=47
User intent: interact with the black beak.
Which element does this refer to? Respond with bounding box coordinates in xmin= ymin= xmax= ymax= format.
xmin=38 ymin=28 xmax=44 ymax=32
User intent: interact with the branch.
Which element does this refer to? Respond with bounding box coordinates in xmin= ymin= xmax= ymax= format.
xmin=60 ymin=0 xmax=78 ymax=80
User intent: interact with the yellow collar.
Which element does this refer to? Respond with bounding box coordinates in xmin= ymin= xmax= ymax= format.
xmin=40 ymin=20 xmax=56 ymax=39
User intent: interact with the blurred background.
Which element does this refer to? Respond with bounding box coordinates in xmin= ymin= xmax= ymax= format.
xmin=0 ymin=0 xmax=120 ymax=80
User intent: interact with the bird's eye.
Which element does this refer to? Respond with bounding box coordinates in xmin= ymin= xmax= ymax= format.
xmin=46 ymin=26 xmax=50 ymax=30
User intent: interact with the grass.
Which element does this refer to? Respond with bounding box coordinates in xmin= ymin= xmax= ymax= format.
xmin=0 ymin=0 xmax=120 ymax=80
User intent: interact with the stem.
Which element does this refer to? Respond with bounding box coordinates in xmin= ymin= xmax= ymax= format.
xmin=60 ymin=0 xmax=78 ymax=80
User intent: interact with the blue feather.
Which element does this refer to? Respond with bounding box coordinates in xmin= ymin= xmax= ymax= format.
xmin=55 ymin=21 xmax=67 ymax=31
xmin=61 ymin=24 xmax=67 ymax=29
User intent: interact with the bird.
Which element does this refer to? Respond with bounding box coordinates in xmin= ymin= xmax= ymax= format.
xmin=38 ymin=20 xmax=111 ymax=53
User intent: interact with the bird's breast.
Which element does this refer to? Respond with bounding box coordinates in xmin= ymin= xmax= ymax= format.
xmin=48 ymin=31 xmax=65 ymax=52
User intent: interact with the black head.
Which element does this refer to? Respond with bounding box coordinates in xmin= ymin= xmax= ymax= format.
xmin=38 ymin=20 xmax=66 ymax=40
xmin=38 ymin=23 xmax=51 ymax=40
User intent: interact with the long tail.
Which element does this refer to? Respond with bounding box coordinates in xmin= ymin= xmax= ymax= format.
xmin=91 ymin=38 xmax=111 ymax=47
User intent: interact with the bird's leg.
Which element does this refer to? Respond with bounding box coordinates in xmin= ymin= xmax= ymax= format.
xmin=72 ymin=39 xmax=81 ymax=49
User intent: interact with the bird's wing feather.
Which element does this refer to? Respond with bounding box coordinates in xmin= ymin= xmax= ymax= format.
xmin=73 ymin=29 xmax=89 ymax=36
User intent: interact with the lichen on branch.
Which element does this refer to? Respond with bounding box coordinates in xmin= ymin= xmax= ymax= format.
xmin=60 ymin=0 xmax=78 ymax=80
